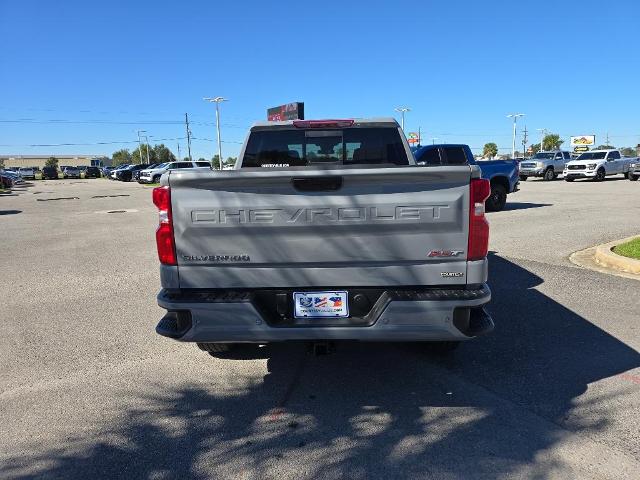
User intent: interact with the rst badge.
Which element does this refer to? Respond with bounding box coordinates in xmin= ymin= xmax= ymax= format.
xmin=428 ymin=250 xmax=464 ymax=258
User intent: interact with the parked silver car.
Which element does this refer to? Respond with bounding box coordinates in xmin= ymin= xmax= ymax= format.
xmin=519 ymin=151 xmax=571 ymax=181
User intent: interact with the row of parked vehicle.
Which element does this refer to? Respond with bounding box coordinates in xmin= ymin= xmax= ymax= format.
xmin=518 ymin=149 xmax=639 ymax=182
xmin=1 ymin=165 xmax=102 ymax=181
xmin=105 ymin=160 xmax=211 ymax=183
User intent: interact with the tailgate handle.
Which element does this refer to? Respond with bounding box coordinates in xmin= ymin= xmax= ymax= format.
xmin=291 ymin=176 xmax=343 ymax=192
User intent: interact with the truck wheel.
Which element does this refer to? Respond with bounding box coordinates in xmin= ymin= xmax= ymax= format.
xmin=519 ymin=175 xmax=527 ymax=181
xmin=543 ymin=168 xmax=555 ymax=181
xmin=629 ymin=174 xmax=639 ymax=182
xmin=152 ymin=175 xmax=160 ymax=183
xmin=594 ymin=168 xmax=605 ymax=182
xmin=426 ymin=341 xmax=461 ymax=354
xmin=623 ymin=172 xmax=629 ymax=179
xmin=485 ymin=184 xmax=507 ymax=212
xmin=197 ymin=343 xmax=235 ymax=355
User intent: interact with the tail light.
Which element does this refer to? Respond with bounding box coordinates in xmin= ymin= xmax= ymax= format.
xmin=152 ymin=186 xmax=177 ymax=265
xmin=293 ymin=119 xmax=354 ymax=129
xmin=468 ymin=178 xmax=490 ymax=261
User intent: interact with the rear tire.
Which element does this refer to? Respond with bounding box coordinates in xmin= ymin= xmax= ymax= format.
xmin=519 ymin=175 xmax=528 ymax=181
xmin=152 ymin=175 xmax=160 ymax=183
xmin=629 ymin=174 xmax=639 ymax=182
xmin=623 ymin=172 xmax=629 ymax=179
xmin=565 ymin=177 xmax=574 ymax=182
xmin=197 ymin=343 xmax=235 ymax=354
xmin=485 ymin=184 xmax=507 ymax=212
xmin=543 ymin=168 xmax=555 ymax=181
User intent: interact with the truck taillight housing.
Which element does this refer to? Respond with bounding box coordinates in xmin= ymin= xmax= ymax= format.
xmin=468 ymin=178 xmax=490 ymax=261
xmin=152 ymin=186 xmax=177 ymax=265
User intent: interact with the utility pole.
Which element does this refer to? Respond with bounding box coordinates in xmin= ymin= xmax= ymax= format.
xmin=522 ymin=125 xmax=529 ymax=158
xmin=605 ymin=132 xmax=610 ymax=146
xmin=203 ymin=97 xmax=228 ymax=170
xmin=144 ymin=135 xmax=150 ymax=165
xmin=418 ymin=126 xmax=421 ymax=147
xmin=177 ymin=142 xmax=181 ymax=161
xmin=395 ymin=106 xmax=410 ymax=131
xmin=136 ymin=130 xmax=143 ymax=165
xmin=507 ymin=113 xmax=525 ymax=159
xmin=431 ymin=137 xmax=438 ymax=145
xmin=185 ymin=113 xmax=192 ymax=162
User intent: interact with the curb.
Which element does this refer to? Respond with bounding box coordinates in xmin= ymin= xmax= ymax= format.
xmin=594 ymin=235 xmax=640 ymax=275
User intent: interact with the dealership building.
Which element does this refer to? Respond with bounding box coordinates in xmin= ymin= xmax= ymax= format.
xmin=0 ymin=154 xmax=109 ymax=169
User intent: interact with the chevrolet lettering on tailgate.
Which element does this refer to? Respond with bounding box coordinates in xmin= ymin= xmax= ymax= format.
xmin=191 ymin=205 xmax=451 ymax=225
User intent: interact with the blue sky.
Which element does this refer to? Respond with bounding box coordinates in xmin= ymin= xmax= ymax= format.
xmin=1 ymin=0 xmax=639 ymax=159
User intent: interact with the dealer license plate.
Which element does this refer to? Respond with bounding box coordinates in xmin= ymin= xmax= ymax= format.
xmin=293 ymin=291 xmax=349 ymax=318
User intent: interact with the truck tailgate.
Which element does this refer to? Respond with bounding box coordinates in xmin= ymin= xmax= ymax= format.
xmin=168 ymin=167 xmax=472 ymax=288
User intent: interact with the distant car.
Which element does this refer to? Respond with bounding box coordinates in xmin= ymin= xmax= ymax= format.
xmin=563 ymin=149 xmax=637 ymax=182
xmin=2 ymin=170 xmax=24 ymax=184
xmin=1 ymin=172 xmax=16 ymax=188
xmin=519 ymin=151 xmax=571 ymax=181
xmin=115 ymin=164 xmax=149 ymax=182
xmin=41 ymin=166 xmax=59 ymax=180
xmin=138 ymin=161 xmax=211 ymax=183
xmin=18 ymin=167 xmax=36 ymax=180
xmin=133 ymin=163 xmax=159 ymax=182
xmin=77 ymin=166 xmax=88 ymax=173
xmin=84 ymin=166 xmax=101 ymax=178
xmin=110 ymin=164 xmax=130 ymax=180
xmin=62 ymin=166 xmax=81 ymax=179
xmin=101 ymin=166 xmax=114 ymax=177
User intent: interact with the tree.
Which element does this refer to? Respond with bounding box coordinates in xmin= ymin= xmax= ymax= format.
xmin=153 ymin=144 xmax=176 ymax=164
xmin=529 ymin=143 xmax=541 ymax=154
xmin=45 ymin=156 xmax=59 ymax=168
xmin=0 ymin=157 xmax=4 ymax=169
xmin=482 ymin=143 xmax=498 ymax=159
xmin=132 ymin=144 xmax=156 ymax=164
xmin=596 ymin=144 xmax=614 ymax=150
xmin=211 ymin=154 xmax=221 ymax=169
xmin=197 ymin=157 xmax=207 ymax=162
xmin=225 ymin=157 xmax=237 ymax=168
xmin=112 ymin=149 xmax=132 ymax=166
xmin=542 ymin=134 xmax=563 ymax=151
xmin=620 ymin=147 xmax=636 ymax=157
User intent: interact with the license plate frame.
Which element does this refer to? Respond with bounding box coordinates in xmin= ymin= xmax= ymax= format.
xmin=293 ymin=291 xmax=349 ymax=318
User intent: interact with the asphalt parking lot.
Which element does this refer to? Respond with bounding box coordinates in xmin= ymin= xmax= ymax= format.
xmin=1 ymin=177 xmax=639 ymax=479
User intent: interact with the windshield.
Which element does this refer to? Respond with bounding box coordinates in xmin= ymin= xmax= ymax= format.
xmin=576 ymin=152 xmax=607 ymax=160
xmin=242 ymin=127 xmax=408 ymax=167
xmin=532 ymin=153 xmax=555 ymax=159
xmin=154 ymin=163 xmax=168 ymax=169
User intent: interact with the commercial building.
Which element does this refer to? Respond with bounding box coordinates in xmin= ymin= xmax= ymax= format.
xmin=0 ymin=155 xmax=109 ymax=169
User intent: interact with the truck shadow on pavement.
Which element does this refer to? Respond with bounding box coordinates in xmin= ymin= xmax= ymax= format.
xmin=2 ymin=255 xmax=639 ymax=479
xmin=497 ymin=202 xmax=552 ymax=211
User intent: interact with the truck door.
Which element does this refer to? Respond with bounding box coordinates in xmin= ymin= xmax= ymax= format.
xmin=607 ymin=151 xmax=621 ymax=173
xmin=553 ymin=152 xmax=563 ymax=172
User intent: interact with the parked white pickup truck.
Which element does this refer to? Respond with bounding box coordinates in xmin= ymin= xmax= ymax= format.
xmin=563 ymin=149 xmax=637 ymax=182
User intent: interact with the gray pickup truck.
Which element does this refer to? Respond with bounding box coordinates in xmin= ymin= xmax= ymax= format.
xmin=519 ymin=150 xmax=571 ymax=181
xmin=152 ymin=118 xmax=493 ymax=355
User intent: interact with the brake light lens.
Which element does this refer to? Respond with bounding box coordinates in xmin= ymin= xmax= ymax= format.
xmin=468 ymin=178 xmax=490 ymax=261
xmin=152 ymin=186 xmax=176 ymax=265
xmin=293 ymin=119 xmax=354 ymax=129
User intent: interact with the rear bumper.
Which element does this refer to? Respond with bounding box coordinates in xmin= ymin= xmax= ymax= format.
xmin=156 ymin=285 xmax=493 ymax=342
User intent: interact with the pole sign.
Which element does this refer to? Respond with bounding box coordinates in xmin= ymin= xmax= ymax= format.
xmin=570 ymin=135 xmax=596 ymax=147
xmin=267 ymin=102 xmax=304 ymax=121
xmin=407 ymin=132 xmax=420 ymax=145
xmin=574 ymin=146 xmax=590 ymax=153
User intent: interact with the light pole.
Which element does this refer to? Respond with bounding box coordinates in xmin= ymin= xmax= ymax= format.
xmin=204 ymin=96 xmax=227 ymax=170
xmin=507 ymin=113 xmax=525 ymax=159
xmin=536 ymin=128 xmax=547 ymax=152
xmin=431 ymin=137 xmax=438 ymax=145
xmin=144 ymin=135 xmax=150 ymax=164
xmin=395 ymin=106 xmax=410 ymax=131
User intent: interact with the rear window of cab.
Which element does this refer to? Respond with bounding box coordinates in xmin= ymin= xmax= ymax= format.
xmin=242 ymin=127 xmax=408 ymax=167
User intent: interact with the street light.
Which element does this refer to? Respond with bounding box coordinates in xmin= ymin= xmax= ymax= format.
xmin=536 ymin=128 xmax=548 ymax=153
xmin=395 ymin=106 xmax=410 ymax=131
xmin=203 ymin=96 xmax=228 ymax=170
xmin=136 ymin=130 xmax=149 ymax=164
xmin=507 ymin=113 xmax=525 ymax=159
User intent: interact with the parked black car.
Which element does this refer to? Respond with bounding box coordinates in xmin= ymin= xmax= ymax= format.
xmin=41 ymin=166 xmax=59 ymax=180
xmin=116 ymin=164 xmax=149 ymax=182
xmin=84 ymin=166 xmax=101 ymax=178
